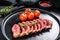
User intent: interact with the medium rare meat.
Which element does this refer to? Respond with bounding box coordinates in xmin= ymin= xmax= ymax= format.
xmin=45 ymin=19 xmax=52 ymax=28
xmin=33 ymin=20 xmax=41 ymax=32
xmin=36 ymin=19 xmax=44 ymax=30
xmin=12 ymin=18 xmax=52 ymax=38
xmin=18 ymin=23 xmax=26 ymax=37
xmin=37 ymin=24 xmax=41 ymax=32
xmin=24 ymin=26 xmax=30 ymax=35
xmin=40 ymin=19 xmax=47 ymax=28
xmin=33 ymin=20 xmax=39 ymax=32
xmin=12 ymin=24 xmax=20 ymax=38
xmin=30 ymin=21 xmax=37 ymax=33
xmin=33 ymin=24 xmax=37 ymax=33
xmin=20 ymin=27 xmax=26 ymax=37
xmin=22 ymin=22 xmax=30 ymax=35
xmin=26 ymin=21 xmax=33 ymax=33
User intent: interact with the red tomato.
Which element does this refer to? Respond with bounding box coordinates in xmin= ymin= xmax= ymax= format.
xmin=25 ymin=8 xmax=31 ymax=14
xmin=19 ymin=13 xmax=27 ymax=21
xmin=27 ymin=12 xmax=34 ymax=19
xmin=34 ymin=10 xmax=40 ymax=17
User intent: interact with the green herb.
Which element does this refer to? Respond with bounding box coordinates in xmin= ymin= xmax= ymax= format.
xmin=31 ymin=22 xmax=35 ymax=26
xmin=26 ymin=23 xmax=30 ymax=26
xmin=31 ymin=21 xmax=40 ymax=26
xmin=19 ymin=21 xmax=40 ymax=27
xmin=26 ymin=22 xmax=31 ymax=26
xmin=35 ymin=22 xmax=40 ymax=24
xmin=0 ymin=6 xmax=14 ymax=16
xmin=20 ymin=23 xmax=25 ymax=27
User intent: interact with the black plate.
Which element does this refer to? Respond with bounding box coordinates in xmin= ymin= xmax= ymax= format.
xmin=1 ymin=8 xmax=60 ymax=40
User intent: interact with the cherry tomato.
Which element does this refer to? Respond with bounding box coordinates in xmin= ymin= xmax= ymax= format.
xmin=27 ymin=12 xmax=34 ymax=20
xmin=34 ymin=10 xmax=40 ymax=17
xmin=19 ymin=13 xmax=27 ymax=21
xmin=25 ymin=8 xmax=31 ymax=14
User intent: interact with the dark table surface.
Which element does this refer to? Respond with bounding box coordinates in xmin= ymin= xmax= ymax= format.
xmin=0 ymin=6 xmax=60 ymax=40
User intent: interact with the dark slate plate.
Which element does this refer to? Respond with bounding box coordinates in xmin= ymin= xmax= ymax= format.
xmin=1 ymin=8 xmax=60 ymax=40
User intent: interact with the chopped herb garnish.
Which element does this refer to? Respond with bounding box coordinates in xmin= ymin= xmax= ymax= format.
xmin=36 ymin=22 xmax=40 ymax=24
xmin=20 ymin=23 xmax=25 ymax=27
xmin=19 ymin=21 xmax=40 ymax=27
xmin=27 ymin=23 xmax=30 ymax=26
xmin=31 ymin=22 xmax=35 ymax=26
